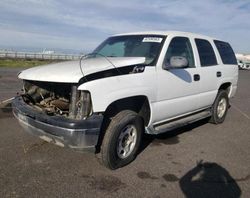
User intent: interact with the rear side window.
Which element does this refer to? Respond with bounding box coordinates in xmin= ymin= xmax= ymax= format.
xmin=195 ymin=39 xmax=217 ymax=66
xmin=214 ymin=40 xmax=237 ymax=65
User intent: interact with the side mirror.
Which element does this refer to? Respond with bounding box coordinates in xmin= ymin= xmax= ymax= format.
xmin=163 ymin=56 xmax=188 ymax=70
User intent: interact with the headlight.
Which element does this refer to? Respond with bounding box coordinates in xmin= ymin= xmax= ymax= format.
xmin=76 ymin=91 xmax=92 ymax=119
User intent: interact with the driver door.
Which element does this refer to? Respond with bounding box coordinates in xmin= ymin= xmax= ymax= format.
xmin=153 ymin=36 xmax=201 ymax=123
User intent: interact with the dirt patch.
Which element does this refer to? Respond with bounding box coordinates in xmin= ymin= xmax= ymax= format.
xmin=137 ymin=171 xmax=158 ymax=180
xmin=162 ymin=174 xmax=179 ymax=182
xmin=22 ymin=141 xmax=48 ymax=154
xmin=82 ymin=175 xmax=126 ymax=192
xmin=161 ymin=183 xmax=166 ymax=188
xmin=151 ymin=136 xmax=180 ymax=146
xmin=0 ymin=102 xmax=13 ymax=119
xmin=172 ymin=161 xmax=181 ymax=165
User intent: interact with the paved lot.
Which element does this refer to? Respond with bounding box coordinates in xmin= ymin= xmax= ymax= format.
xmin=0 ymin=67 xmax=22 ymax=102
xmin=0 ymin=68 xmax=249 ymax=198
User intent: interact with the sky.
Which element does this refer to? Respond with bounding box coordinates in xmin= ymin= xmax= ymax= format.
xmin=0 ymin=0 xmax=250 ymax=53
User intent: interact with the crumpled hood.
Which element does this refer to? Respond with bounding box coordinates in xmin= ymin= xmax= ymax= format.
xmin=18 ymin=57 xmax=146 ymax=83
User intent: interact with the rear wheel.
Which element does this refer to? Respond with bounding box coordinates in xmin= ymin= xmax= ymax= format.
xmin=100 ymin=110 xmax=143 ymax=169
xmin=210 ymin=90 xmax=229 ymax=124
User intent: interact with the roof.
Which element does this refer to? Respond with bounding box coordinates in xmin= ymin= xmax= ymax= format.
xmin=113 ymin=31 xmax=217 ymax=40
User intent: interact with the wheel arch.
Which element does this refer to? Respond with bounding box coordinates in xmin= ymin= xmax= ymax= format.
xmin=95 ymin=95 xmax=151 ymax=153
xmin=103 ymin=95 xmax=151 ymax=127
xmin=218 ymin=82 xmax=232 ymax=96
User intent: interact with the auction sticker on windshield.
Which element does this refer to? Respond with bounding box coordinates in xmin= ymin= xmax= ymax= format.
xmin=142 ymin=37 xmax=163 ymax=43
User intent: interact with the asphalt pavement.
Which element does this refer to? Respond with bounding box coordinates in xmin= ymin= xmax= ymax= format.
xmin=0 ymin=68 xmax=249 ymax=198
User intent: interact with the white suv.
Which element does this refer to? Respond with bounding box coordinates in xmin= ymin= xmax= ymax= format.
xmin=13 ymin=31 xmax=238 ymax=169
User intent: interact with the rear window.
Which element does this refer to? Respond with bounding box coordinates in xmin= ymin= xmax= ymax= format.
xmin=214 ymin=40 xmax=237 ymax=65
xmin=195 ymin=39 xmax=217 ymax=66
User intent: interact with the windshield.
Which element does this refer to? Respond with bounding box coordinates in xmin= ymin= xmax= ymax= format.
xmin=93 ymin=35 xmax=165 ymax=65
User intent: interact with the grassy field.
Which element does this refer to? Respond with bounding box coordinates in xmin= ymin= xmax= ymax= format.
xmin=0 ymin=59 xmax=61 ymax=68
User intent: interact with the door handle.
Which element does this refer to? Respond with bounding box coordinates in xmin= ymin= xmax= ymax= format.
xmin=217 ymin=71 xmax=222 ymax=77
xmin=193 ymin=74 xmax=200 ymax=81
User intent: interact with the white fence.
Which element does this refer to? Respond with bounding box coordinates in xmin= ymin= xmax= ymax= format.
xmin=0 ymin=52 xmax=81 ymax=60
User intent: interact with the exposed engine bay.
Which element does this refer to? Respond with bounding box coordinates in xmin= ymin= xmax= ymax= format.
xmin=22 ymin=80 xmax=92 ymax=119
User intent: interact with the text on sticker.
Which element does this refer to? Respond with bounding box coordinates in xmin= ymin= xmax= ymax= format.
xmin=142 ymin=37 xmax=163 ymax=43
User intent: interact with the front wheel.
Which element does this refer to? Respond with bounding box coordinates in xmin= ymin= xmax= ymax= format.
xmin=210 ymin=90 xmax=229 ymax=124
xmin=100 ymin=110 xmax=143 ymax=169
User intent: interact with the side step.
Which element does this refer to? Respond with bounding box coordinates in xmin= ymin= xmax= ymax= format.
xmin=153 ymin=110 xmax=212 ymax=134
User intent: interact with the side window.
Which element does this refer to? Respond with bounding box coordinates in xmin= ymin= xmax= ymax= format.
xmin=214 ymin=40 xmax=237 ymax=65
xmin=164 ymin=37 xmax=195 ymax=68
xmin=195 ymin=39 xmax=217 ymax=66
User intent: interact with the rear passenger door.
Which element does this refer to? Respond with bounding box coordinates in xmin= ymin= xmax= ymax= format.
xmin=195 ymin=38 xmax=220 ymax=109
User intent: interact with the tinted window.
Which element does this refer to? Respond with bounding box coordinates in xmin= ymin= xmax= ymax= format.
xmin=214 ymin=40 xmax=237 ymax=65
xmin=164 ymin=37 xmax=195 ymax=67
xmin=195 ymin=39 xmax=217 ymax=66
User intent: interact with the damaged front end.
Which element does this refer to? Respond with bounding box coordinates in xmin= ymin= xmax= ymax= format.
xmin=22 ymin=80 xmax=92 ymax=119
xmin=12 ymin=80 xmax=103 ymax=151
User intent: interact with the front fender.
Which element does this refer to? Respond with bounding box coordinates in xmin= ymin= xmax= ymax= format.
xmin=77 ymin=67 xmax=156 ymax=112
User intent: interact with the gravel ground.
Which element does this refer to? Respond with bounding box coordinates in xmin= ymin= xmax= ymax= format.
xmin=0 ymin=68 xmax=249 ymax=198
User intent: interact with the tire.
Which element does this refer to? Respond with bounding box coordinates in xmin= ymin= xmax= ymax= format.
xmin=210 ymin=90 xmax=229 ymax=124
xmin=100 ymin=110 xmax=143 ymax=169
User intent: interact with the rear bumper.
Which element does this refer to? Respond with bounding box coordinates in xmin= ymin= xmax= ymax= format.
xmin=12 ymin=96 xmax=103 ymax=152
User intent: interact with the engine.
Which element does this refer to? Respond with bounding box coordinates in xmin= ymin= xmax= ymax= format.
xmin=22 ymin=80 xmax=92 ymax=119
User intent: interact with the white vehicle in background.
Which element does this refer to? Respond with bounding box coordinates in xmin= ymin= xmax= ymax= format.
xmin=236 ymin=53 xmax=250 ymax=70
xmin=243 ymin=62 xmax=250 ymax=70
xmin=13 ymin=31 xmax=238 ymax=169
xmin=237 ymin=60 xmax=244 ymax=69
xmin=239 ymin=61 xmax=250 ymax=70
